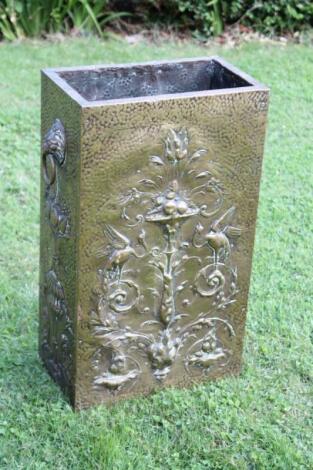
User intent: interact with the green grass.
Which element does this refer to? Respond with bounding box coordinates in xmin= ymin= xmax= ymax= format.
xmin=0 ymin=36 xmax=312 ymax=469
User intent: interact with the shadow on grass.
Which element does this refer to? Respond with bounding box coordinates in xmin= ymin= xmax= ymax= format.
xmin=1 ymin=347 xmax=70 ymax=410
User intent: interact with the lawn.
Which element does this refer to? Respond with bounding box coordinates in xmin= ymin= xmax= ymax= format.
xmin=0 ymin=36 xmax=312 ymax=469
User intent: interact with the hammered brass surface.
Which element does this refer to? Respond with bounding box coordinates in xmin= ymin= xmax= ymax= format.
xmin=39 ymin=74 xmax=81 ymax=404
xmin=39 ymin=57 xmax=269 ymax=409
xmin=59 ymin=59 xmax=250 ymax=101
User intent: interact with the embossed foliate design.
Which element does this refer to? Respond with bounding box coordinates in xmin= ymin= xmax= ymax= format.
xmin=91 ymin=129 xmax=240 ymax=391
xmin=41 ymin=266 xmax=73 ymax=387
xmin=41 ymin=119 xmax=73 ymax=392
xmin=40 ymin=59 xmax=269 ymax=409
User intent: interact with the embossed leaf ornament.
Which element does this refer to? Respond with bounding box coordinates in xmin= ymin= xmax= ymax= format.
xmin=91 ymin=129 xmax=240 ymax=392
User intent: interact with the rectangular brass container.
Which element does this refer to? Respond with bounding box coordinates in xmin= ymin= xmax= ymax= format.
xmin=39 ymin=57 xmax=269 ymax=409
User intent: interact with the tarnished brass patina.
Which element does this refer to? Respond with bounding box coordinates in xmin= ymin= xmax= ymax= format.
xmin=39 ymin=57 xmax=269 ymax=409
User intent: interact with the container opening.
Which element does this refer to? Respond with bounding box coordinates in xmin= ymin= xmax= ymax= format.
xmin=59 ymin=59 xmax=252 ymax=102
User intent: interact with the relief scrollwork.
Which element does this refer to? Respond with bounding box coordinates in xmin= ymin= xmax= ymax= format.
xmin=42 ymin=119 xmax=70 ymax=238
xmin=184 ymin=318 xmax=235 ymax=375
xmin=41 ymin=266 xmax=73 ymax=387
xmin=91 ymin=128 xmax=241 ymax=391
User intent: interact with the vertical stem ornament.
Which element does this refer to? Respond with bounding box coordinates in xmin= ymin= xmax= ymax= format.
xmin=91 ymin=128 xmax=240 ymax=387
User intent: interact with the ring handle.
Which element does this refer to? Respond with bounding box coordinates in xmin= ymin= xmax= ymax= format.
xmin=42 ymin=119 xmax=66 ymax=185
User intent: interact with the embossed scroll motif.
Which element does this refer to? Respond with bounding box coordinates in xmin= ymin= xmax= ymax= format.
xmin=42 ymin=119 xmax=70 ymax=238
xmin=41 ymin=120 xmax=72 ymax=389
xmin=91 ymin=129 xmax=241 ymax=392
xmin=41 ymin=267 xmax=73 ymax=385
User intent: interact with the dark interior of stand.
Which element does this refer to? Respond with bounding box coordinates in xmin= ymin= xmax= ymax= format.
xmin=59 ymin=59 xmax=252 ymax=102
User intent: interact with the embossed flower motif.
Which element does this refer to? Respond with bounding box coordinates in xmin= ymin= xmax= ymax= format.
xmin=164 ymin=128 xmax=188 ymax=163
xmin=120 ymin=128 xmax=222 ymax=227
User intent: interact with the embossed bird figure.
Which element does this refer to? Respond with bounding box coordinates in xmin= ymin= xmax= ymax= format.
xmin=101 ymin=224 xmax=144 ymax=279
xmin=93 ymin=353 xmax=139 ymax=390
xmin=194 ymin=206 xmax=241 ymax=264
xmin=188 ymin=335 xmax=227 ymax=369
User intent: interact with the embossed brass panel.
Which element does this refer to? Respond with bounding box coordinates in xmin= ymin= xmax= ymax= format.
xmin=39 ymin=57 xmax=269 ymax=409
